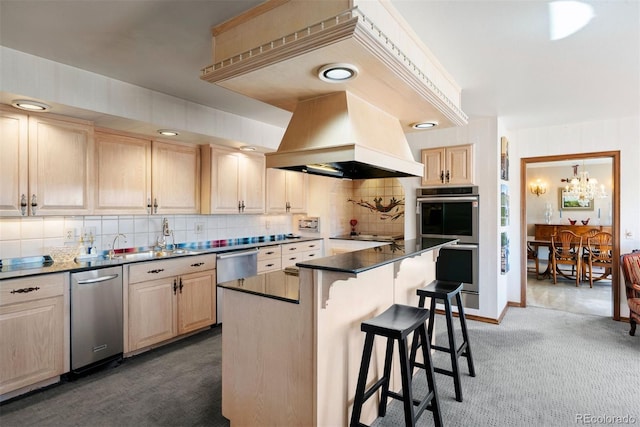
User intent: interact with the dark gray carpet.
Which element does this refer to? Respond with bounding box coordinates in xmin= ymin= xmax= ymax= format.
xmin=1 ymin=307 xmax=638 ymax=427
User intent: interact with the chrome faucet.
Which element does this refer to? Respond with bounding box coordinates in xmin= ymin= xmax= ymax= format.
xmin=109 ymin=233 xmax=127 ymax=259
xmin=162 ymin=218 xmax=170 ymax=236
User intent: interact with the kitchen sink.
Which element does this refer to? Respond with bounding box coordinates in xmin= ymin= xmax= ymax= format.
xmin=109 ymin=249 xmax=204 ymax=261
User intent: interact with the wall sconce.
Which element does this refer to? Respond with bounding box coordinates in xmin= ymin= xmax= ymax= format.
xmin=529 ymin=179 xmax=547 ymax=197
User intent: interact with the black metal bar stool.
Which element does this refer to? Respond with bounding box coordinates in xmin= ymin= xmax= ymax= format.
xmin=410 ymin=280 xmax=475 ymax=402
xmin=351 ymin=304 xmax=442 ymax=427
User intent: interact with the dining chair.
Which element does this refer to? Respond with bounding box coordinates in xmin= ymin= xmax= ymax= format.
xmin=584 ymin=232 xmax=613 ymax=288
xmin=550 ymin=230 xmax=583 ymax=286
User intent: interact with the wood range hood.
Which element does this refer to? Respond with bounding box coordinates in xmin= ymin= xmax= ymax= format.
xmin=201 ymin=0 xmax=468 ymax=179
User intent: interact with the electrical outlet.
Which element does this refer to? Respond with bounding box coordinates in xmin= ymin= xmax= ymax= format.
xmin=63 ymin=228 xmax=76 ymax=243
xmin=265 ymin=220 xmax=271 ymax=229
xmin=625 ymin=230 xmax=633 ymax=239
xmin=195 ymin=223 xmax=204 ymax=234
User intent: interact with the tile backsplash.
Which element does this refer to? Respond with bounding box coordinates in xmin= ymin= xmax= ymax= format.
xmin=348 ymin=178 xmax=405 ymax=236
xmin=0 ymin=214 xmax=292 ymax=259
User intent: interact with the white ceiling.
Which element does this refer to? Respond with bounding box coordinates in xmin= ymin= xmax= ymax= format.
xmin=1 ymin=0 xmax=638 ymax=132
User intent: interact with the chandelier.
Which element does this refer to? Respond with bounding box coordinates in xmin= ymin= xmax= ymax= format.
xmin=562 ymin=164 xmax=607 ymax=200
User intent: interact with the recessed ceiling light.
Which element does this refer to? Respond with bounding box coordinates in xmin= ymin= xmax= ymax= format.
xmin=239 ymin=146 xmax=256 ymax=152
xmin=157 ymin=129 xmax=179 ymax=136
xmin=318 ymin=63 xmax=359 ymax=83
xmin=11 ymin=99 xmax=50 ymax=112
xmin=412 ymin=122 xmax=438 ymax=130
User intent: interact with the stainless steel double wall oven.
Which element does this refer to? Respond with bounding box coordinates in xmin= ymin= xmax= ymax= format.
xmin=417 ymin=186 xmax=479 ymax=309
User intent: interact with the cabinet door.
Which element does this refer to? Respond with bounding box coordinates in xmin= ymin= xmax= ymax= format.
xmin=129 ymin=277 xmax=177 ymax=351
xmin=240 ymin=153 xmax=265 ymax=214
xmin=0 ymin=108 xmax=28 ymax=216
xmin=209 ymin=148 xmax=241 ymax=213
xmin=286 ymin=171 xmax=307 ymax=213
xmin=94 ymin=131 xmax=151 ymax=214
xmin=0 ymin=296 xmax=64 ymax=395
xmin=152 ymin=140 xmax=200 ymax=214
xmin=266 ymin=168 xmax=287 ymax=213
xmin=177 ymin=270 xmax=216 ymax=334
xmin=28 ymin=115 xmax=94 ymax=215
xmin=446 ymin=144 xmax=473 ymax=185
xmin=421 ymin=148 xmax=446 ymax=186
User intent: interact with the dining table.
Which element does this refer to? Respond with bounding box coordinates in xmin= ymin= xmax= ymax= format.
xmin=528 ymin=237 xmax=553 ymax=279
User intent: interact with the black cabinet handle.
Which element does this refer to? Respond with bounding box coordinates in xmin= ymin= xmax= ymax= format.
xmin=173 ymin=279 xmax=177 ymax=295
xmin=445 ymin=170 xmax=450 ymax=183
xmin=20 ymin=194 xmax=27 ymax=216
xmin=179 ymin=278 xmax=183 ymax=293
xmin=148 ymin=268 xmax=165 ymax=274
xmin=30 ymin=194 xmax=38 ymax=215
xmin=10 ymin=286 xmax=40 ymax=294
xmin=440 ymin=171 xmax=444 ymax=183
xmin=190 ymin=262 xmax=204 ymax=267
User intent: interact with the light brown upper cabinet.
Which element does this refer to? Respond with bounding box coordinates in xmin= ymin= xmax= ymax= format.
xmin=266 ymin=169 xmax=307 ymax=214
xmin=94 ymin=131 xmax=200 ymax=215
xmin=201 ymin=145 xmax=265 ymax=214
xmin=94 ymin=130 xmax=152 ymax=215
xmin=421 ymin=144 xmax=474 ymax=186
xmin=0 ymin=107 xmax=93 ymax=216
xmin=151 ymin=140 xmax=200 ymax=214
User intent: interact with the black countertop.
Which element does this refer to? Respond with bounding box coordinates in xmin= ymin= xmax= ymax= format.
xmin=0 ymin=236 xmax=323 ymax=280
xmin=296 ymin=238 xmax=457 ymax=275
xmin=217 ymin=268 xmax=300 ymax=304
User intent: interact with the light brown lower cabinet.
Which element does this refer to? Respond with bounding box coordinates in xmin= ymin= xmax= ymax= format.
xmin=128 ymin=269 xmax=216 ymax=352
xmin=127 ymin=255 xmax=216 ymax=353
xmin=0 ymin=273 xmax=67 ymax=397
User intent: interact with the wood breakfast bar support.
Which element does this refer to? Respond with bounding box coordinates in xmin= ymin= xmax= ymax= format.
xmin=219 ymin=238 xmax=455 ymax=426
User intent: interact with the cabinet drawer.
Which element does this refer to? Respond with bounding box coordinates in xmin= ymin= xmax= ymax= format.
xmin=0 ymin=273 xmax=65 ymax=306
xmin=257 ymin=245 xmax=281 ymax=261
xmin=281 ymin=242 xmax=303 ymax=255
xmin=301 ymin=240 xmax=323 ymax=252
xmin=303 ymin=249 xmax=323 ymax=261
xmin=282 ymin=254 xmax=302 ymax=268
xmin=258 ymin=258 xmax=282 ymax=273
xmin=128 ymin=254 xmax=216 ymax=283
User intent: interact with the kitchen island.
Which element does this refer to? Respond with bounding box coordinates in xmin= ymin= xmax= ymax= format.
xmin=218 ymin=238 xmax=456 ymax=426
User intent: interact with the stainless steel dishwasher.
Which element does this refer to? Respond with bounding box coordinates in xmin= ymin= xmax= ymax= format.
xmin=70 ymin=266 xmax=123 ymax=372
xmin=216 ymin=249 xmax=258 ymax=323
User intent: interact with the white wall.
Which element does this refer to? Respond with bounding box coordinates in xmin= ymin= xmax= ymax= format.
xmin=526 ymin=163 xmax=612 ymax=227
xmin=512 ymin=116 xmax=640 ymax=317
xmin=0 ymin=47 xmax=285 ymax=150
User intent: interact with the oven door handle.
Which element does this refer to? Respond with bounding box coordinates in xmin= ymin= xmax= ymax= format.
xmin=417 ymin=196 xmax=479 ymax=202
xmin=444 ymin=244 xmax=478 ymax=249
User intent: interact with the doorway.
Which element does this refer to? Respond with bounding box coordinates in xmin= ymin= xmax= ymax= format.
xmin=520 ymin=151 xmax=621 ymax=320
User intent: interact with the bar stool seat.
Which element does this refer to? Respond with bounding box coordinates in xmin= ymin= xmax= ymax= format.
xmin=351 ymin=304 xmax=442 ymax=427
xmin=411 ymin=280 xmax=475 ymax=402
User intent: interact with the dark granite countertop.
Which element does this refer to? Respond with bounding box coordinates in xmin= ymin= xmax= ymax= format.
xmin=0 ymin=236 xmax=323 ymax=280
xmin=296 ymin=238 xmax=457 ymax=275
xmin=217 ymin=268 xmax=300 ymax=303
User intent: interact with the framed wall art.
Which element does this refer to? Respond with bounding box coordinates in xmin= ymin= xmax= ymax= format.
xmin=558 ymin=188 xmax=594 ymax=210
xmin=500 ymin=136 xmax=509 ymax=181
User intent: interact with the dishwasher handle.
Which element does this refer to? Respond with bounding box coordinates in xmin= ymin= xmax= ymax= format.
xmin=216 ymin=249 xmax=259 ymax=260
xmin=76 ymin=274 xmax=119 ymax=285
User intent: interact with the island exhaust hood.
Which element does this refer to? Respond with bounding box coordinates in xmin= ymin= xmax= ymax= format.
xmin=265 ymin=91 xmax=424 ymax=180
